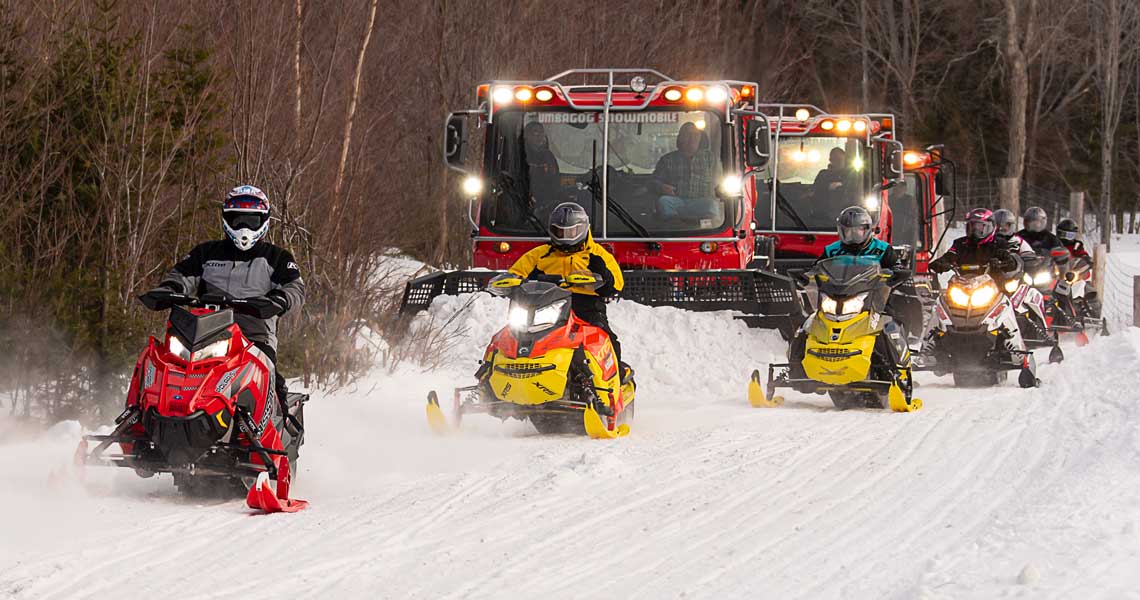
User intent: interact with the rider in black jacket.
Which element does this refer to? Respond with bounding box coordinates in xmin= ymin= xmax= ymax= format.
xmin=141 ymin=185 xmax=305 ymax=403
xmin=929 ymin=208 xmax=1019 ymax=276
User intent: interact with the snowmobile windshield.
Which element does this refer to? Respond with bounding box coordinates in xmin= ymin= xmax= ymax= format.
xmin=481 ymin=109 xmax=731 ymax=238
xmin=755 ymin=136 xmax=876 ymax=232
xmin=814 ymin=255 xmax=883 ymax=297
xmin=507 ymin=281 xmax=572 ymax=334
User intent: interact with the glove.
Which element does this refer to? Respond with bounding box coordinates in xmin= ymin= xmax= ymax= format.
xmin=231 ymin=295 xmax=287 ymax=319
xmin=139 ymin=285 xmax=192 ymax=311
xmin=928 ymin=258 xmax=949 ymax=274
xmin=266 ymin=289 xmax=291 ymax=315
xmin=139 ymin=288 xmax=176 ymax=311
xmin=988 ymin=257 xmax=1006 ymax=272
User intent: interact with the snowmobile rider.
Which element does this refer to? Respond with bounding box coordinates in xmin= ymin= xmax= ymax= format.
xmin=139 ymin=185 xmax=305 ymax=404
xmin=786 ymin=206 xmax=910 ymax=379
xmin=819 ymin=206 xmax=907 ymax=274
xmin=1055 ymin=217 xmax=1091 ymax=268
xmin=993 ymin=208 xmax=1036 ymax=272
xmin=1016 ymin=207 xmax=1067 ymax=261
xmin=508 ymin=202 xmax=631 ymax=381
xmin=928 ymin=208 xmax=1019 ymax=277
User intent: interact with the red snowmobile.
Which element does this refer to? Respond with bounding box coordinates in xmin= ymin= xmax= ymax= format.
xmin=75 ymin=292 xmax=308 ymax=513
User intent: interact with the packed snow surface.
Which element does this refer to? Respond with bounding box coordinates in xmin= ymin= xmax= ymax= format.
xmin=4 ymin=290 xmax=1140 ymax=599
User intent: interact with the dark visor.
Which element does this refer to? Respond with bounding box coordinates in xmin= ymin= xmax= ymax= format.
xmin=225 ymin=212 xmax=267 ymax=231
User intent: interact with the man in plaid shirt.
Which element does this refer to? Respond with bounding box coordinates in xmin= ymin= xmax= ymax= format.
xmin=652 ymin=122 xmax=722 ymax=223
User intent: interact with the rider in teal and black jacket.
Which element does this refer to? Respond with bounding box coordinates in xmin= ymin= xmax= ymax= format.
xmin=787 ymin=206 xmax=911 ymax=377
xmin=818 ymin=206 xmax=908 ymax=278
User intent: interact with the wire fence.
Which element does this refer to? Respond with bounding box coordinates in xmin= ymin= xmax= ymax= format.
xmin=955 ymin=180 xmax=1073 ymax=222
xmin=1102 ymin=252 xmax=1137 ymax=332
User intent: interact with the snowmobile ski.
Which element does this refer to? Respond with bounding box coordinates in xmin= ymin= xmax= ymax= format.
xmin=246 ymin=472 xmax=309 ymax=514
xmin=426 ymin=391 xmax=449 ymax=434
xmin=583 ymin=405 xmax=630 ymax=439
xmin=748 ymin=369 xmax=784 ymax=408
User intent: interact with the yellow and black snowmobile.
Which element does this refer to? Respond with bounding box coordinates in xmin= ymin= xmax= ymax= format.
xmin=427 ymin=272 xmax=634 ymax=439
xmin=750 ymin=255 xmax=922 ymax=412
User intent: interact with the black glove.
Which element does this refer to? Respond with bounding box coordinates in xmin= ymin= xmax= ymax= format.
xmin=231 ymin=295 xmax=287 ymax=319
xmin=266 ymin=289 xmax=291 ymax=314
xmin=139 ymin=287 xmax=185 ymax=311
xmin=928 ymin=258 xmax=949 ymax=274
xmin=988 ymin=257 xmax=1006 ymax=272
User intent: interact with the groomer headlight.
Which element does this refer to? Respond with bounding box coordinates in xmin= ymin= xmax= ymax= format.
xmin=720 ymin=175 xmax=743 ymax=196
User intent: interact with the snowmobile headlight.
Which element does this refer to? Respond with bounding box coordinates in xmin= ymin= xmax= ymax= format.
xmin=508 ymin=306 xmax=530 ymax=330
xmin=819 ymin=294 xmax=838 ymax=315
xmin=192 ymin=338 xmax=230 ymax=362
xmin=840 ymin=293 xmax=866 ymax=315
xmin=947 ymin=286 xmax=971 ymax=308
xmin=1032 ymin=271 xmax=1053 ymax=286
xmin=531 ymin=300 xmax=567 ymax=330
xmin=1004 ymin=278 xmax=1019 ymax=294
xmin=969 ymin=283 xmax=998 ymax=308
xmin=167 ymin=335 xmax=191 ymax=361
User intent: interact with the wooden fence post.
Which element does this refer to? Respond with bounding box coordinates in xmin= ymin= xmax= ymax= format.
xmin=1070 ymin=191 xmax=1085 ymax=231
xmin=1094 ymin=243 xmax=1108 ymax=301
xmin=1133 ymin=276 xmax=1140 ymax=328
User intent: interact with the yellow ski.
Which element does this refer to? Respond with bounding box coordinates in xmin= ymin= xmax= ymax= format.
xmin=583 ymin=406 xmax=630 ymax=439
xmin=748 ymin=369 xmax=784 ymax=408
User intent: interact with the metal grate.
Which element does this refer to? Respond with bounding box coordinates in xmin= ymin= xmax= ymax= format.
xmin=402 ymin=269 xmax=800 ymax=312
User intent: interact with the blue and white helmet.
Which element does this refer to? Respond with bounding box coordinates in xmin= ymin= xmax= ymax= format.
xmin=222 ymin=185 xmax=270 ymax=251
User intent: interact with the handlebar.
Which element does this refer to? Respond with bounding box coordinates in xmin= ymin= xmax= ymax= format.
xmin=139 ymin=289 xmax=278 ymax=318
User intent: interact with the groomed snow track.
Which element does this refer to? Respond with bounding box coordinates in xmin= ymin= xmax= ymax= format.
xmin=3 ymin=295 xmax=1140 ymax=599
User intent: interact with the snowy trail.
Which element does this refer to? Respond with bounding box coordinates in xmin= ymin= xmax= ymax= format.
xmin=3 ymin=297 xmax=1140 ymax=599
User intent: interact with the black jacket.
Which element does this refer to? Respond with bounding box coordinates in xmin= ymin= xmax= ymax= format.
xmin=157 ymin=240 xmax=305 ymax=352
xmin=929 ymin=236 xmax=1018 ymax=274
xmin=1017 ymin=229 xmax=1066 ymax=257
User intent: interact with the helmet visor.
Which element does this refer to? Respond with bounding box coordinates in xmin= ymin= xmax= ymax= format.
xmin=1026 ymin=218 xmax=1046 ymax=233
xmin=550 ymin=222 xmax=588 ymax=245
xmin=1058 ymin=229 xmax=1078 ymax=241
xmin=838 ymin=224 xmax=870 ymax=245
xmin=224 ymin=211 xmax=267 ymax=231
xmin=966 ymin=220 xmax=995 ymax=240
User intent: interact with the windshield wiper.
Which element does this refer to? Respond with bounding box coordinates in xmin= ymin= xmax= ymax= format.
xmin=771 ymin=181 xmax=810 ymax=230
xmin=493 ymin=171 xmax=545 ymax=235
xmin=587 ymin=140 xmax=651 ymax=238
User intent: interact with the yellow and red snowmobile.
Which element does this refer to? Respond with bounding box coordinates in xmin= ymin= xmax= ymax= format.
xmin=750 ymin=255 xmax=922 ymax=412
xmin=427 ymin=273 xmax=634 ymax=439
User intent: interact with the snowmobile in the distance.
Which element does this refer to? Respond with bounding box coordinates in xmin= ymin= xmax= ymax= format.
xmin=752 ymin=255 xmax=922 ymax=412
xmin=75 ymin=292 xmax=308 ymax=513
xmin=426 ymin=272 xmax=634 ymax=439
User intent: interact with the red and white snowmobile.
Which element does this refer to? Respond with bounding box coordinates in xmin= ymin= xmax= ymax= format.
xmin=75 ymin=293 xmax=308 ymax=513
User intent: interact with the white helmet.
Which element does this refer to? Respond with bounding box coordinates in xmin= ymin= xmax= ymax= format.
xmin=222 ymin=185 xmax=270 ymax=251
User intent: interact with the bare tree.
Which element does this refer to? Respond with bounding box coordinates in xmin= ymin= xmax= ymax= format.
xmin=1090 ymin=0 xmax=1138 ymax=247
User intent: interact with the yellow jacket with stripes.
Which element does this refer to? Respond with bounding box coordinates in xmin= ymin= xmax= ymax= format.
xmin=508 ymin=235 xmax=624 ymax=312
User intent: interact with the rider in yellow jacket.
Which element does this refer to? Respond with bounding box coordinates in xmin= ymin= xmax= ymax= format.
xmin=509 ymin=203 xmax=628 ymax=377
